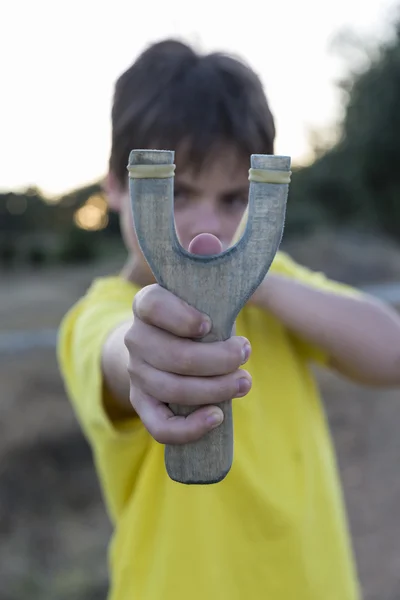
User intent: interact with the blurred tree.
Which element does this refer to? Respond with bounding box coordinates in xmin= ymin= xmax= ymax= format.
xmin=57 ymin=224 xmax=99 ymax=264
xmin=3 ymin=18 xmax=400 ymax=266
xmin=287 ymin=18 xmax=400 ymax=240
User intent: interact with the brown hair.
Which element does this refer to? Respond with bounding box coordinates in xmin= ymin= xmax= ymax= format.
xmin=109 ymin=39 xmax=276 ymax=187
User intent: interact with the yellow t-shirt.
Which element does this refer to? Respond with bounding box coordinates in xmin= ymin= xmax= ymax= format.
xmin=57 ymin=251 xmax=361 ymax=600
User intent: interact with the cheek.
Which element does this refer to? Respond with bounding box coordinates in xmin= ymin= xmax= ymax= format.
xmin=121 ymin=204 xmax=141 ymax=252
xmin=224 ymin=212 xmax=247 ymax=248
xmin=173 ymin=208 xmax=192 ymax=245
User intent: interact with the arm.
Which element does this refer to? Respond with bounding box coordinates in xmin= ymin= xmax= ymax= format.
xmin=254 ymin=273 xmax=400 ymax=387
xmin=101 ymin=321 xmax=137 ymax=420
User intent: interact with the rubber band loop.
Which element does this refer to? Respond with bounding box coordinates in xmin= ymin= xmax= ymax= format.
xmin=127 ymin=164 xmax=289 ymax=183
xmin=127 ymin=164 xmax=176 ymax=179
xmin=248 ymin=168 xmax=291 ymax=184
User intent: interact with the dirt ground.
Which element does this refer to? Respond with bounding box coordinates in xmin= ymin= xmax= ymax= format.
xmin=1 ymin=234 xmax=400 ymax=600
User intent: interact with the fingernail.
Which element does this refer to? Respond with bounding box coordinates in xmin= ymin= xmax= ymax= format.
xmin=236 ymin=378 xmax=251 ymax=397
xmin=241 ymin=343 xmax=251 ymax=364
xmin=199 ymin=318 xmax=211 ymax=336
xmin=206 ymin=410 xmax=223 ymax=428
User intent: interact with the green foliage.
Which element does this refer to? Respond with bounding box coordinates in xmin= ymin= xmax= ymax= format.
xmin=0 ymin=238 xmax=18 ymax=268
xmin=286 ymin=21 xmax=400 ymax=240
xmin=57 ymin=225 xmax=99 ymax=264
xmin=27 ymin=245 xmax=47 ymax=268
xmin=2 ymin=19 xmax=400 ymax=268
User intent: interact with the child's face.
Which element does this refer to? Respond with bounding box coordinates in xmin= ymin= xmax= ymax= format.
xmin=107 ymin=146 xmax=250 ymax=277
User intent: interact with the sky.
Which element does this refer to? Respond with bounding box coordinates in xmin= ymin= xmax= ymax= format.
xmin=0 ymin=0 xmax=398 ymax=197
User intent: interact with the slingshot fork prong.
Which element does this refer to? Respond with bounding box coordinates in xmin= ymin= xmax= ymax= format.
xmin=128 ymin=149 xmax=177 ymax=287
xmin=128 ymin=149 xmax=290 ymax=485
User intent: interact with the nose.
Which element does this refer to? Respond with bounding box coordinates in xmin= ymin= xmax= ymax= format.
xmin=176 ymin=199 xmax=231 ymax=252
xmin=189 ymin=203 xmax=223 ymax=240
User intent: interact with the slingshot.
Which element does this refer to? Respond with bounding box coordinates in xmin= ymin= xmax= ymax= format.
xmin=128 ymin=149 xmax=291 ymax=485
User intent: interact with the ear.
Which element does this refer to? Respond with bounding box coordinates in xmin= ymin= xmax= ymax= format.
xmin=103 ymin=170 xmax=124 ymax=212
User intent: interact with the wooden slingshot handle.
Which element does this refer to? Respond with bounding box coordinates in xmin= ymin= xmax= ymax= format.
xmin=128 ymin=149 xmax=291 ymax=485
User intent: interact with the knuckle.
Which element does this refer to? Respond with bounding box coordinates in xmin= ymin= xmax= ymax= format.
xmin=135 ymin=369 xmax=174 ymax=404
xmin=149 ymin=424 xmax=169 ymax=445
xmin=132 ymin=288 xmax=144 ymax=317
xmin=128 ymin=362 xmax=149 ymax=397
xmin=174 ymin=300 xmax=205 ymax=336
xmin=133 ymin=284 xmax=160 ymax=321
xmin=128 ymin=385 xmax=142 ymax=412
xmin=127 ymin=359 xmax=139 ymax=380
xmin=123 ymin=326 xmax=134 ymax=350
xmin=174 ymin=346 xmax=196 ymax=375
xmin=159 ymin=379 xmax=180 ymax=404
xmin=124 ymin=328 xmax=140 ymax=358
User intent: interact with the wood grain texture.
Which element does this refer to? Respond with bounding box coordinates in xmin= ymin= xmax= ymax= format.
xmin=128 ymin=149 xmax=290 ymax=485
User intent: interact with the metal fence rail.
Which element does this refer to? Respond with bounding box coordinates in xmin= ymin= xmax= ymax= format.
xmin=1 ymin=283 xmax=400 ymax=355
xmin=0 ymin=328 xmax=58 ymax=354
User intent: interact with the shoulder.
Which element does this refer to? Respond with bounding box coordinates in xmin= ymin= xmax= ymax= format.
xmin=58 ymin=275 xmax=139 ymax=340
xmin=56 ymin=275 xmax=140 ymax=411
xmin=270 ymin=250 xmax=362 ymax=298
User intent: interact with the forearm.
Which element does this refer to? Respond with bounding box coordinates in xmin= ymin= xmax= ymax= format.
xmin=101 ymin=321 xmax=137 ymax=419
xmin=258 ymin=274 xmax=400 ymax=386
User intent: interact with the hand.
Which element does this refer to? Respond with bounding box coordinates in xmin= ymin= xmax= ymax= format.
xmin=124 ymin=284 xmax=252 ymax=445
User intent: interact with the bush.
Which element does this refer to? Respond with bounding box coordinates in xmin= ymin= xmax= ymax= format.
xmin=0 ymin=240 xmax=18 ymax=268
xmin=57 ymin=226 xmax=99 ymax=264
xmin=27 ymin=245 xmax=47 ymax=268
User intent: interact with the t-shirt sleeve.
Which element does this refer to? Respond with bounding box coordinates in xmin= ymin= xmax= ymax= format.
xmin=57 ymin=282 xmax=140 ymax=443
xmin=270 ymin=251 xmax=365 ymax=366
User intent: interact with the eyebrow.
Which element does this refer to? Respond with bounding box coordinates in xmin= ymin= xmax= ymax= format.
xmin=174 ymin=179 xmax=249 ymax=197
xmin=174 ymin=180 xmax=199 ymax=194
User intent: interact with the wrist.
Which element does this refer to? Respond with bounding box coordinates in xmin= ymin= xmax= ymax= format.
xmin=248 ymin=273 xmax=280 ymax=310
xmin=121 ymin=254 xmax=155 ymax=287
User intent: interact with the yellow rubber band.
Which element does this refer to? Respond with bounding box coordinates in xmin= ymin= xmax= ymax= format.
xmin=231 ymin=168 xmax=291 ymax=246
xmin=248 ymin=168 xmax=291 ymax=184
xmin=127 ymin=164 xmax=176 ymax=179
xmin=127 ymin=165 xmax=289 ymax=182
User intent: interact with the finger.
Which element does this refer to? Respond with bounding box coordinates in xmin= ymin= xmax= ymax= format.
xmin=132 ymin=360 xmax=252 ymax=406
xmin=133 ymin=284 xmax=211 ymax=338
xmin=134 ymin=392 xmax=224 ymax=445
xmin=138 ymin=325 xmax=251 ymax=376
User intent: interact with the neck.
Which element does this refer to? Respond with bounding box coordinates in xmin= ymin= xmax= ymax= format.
xmin=120 ymin=254 xmax=156 ymax=288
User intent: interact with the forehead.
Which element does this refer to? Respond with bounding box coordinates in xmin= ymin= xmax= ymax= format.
xmin=175 ymin=144 xmax=249 ymax=189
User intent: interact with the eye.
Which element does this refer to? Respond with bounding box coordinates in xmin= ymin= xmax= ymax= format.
xmin=221 ymin=193 xmax=248 ymax=210
xmin=173 ymin=186 xmax=188 ymax=208
xmin=174 ymin=185 xmax=184 ymax=197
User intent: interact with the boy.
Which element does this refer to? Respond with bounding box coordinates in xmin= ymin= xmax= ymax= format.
xmin=57 ymin=39 xmax=400 ymax=600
